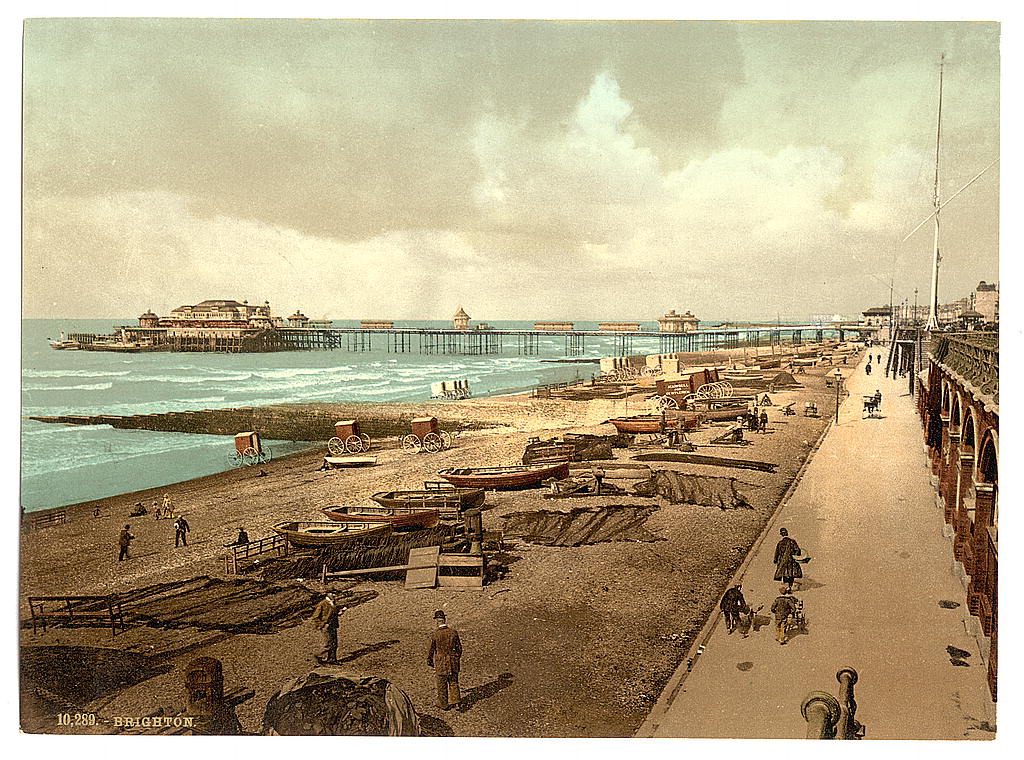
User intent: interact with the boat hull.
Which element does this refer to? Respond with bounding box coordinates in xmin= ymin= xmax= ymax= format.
xmin=320 ymin=507 xmax=439 ymax=530
xmin=272 ymin=521 xmax=392 ymax=548
xmin=437 ymin=462 xmax=570 ymax=489
xmin=370 ymin=488 xmax=486 ymax=512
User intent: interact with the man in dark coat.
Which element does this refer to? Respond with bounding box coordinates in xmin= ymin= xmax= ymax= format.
xmin=771 ymin=587 xmax=797 ymax=645
xmin=310 ymin=593 xmax=341 ymax=664
xmin=118 ymin=524 xmax=134 ymax=561
xmin=427 ymin=610 xmax=462 ymax=710
xmin=759 ymin=410 xmax=769 ymax=433
xmin=773 ymin=527 xmax=803 ymax=591
xmin=174 ymin=515 xmax=191 ymax=547
xmin=720 ymin=584 xmax=747 ymax=633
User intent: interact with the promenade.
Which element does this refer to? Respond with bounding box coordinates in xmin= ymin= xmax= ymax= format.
xmin=639 ymin=354 xmax=996 ymax=739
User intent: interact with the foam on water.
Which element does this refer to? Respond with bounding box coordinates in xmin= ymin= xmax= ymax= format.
xmin=19 ymin=317 xmax=666 ymax=511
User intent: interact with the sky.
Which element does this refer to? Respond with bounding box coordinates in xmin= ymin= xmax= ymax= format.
xmin=21 ymin=19 xmax=1000 ymax=322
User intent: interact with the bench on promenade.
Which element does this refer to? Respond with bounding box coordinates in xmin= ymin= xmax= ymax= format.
xmin=224 ymin=535 xmax=289 ymax=574
xmin=26 ymin=595 xmax=126 ymax=637
xmin=23 ymin=509 xmax=67 ymax=532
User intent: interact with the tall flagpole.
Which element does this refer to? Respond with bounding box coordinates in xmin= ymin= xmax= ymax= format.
xmin=925 ymin=54 xmax=945 ymax=330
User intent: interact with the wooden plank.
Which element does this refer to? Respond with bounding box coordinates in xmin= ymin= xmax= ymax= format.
xmin=631 ymin=451 xmax=777 ymax=472
xmin=438 ymin=576 xmax=484 ymax=590
xmin=404 ymin=546 xmax=440 ymax=589
xmin=326 ymin=562 xmax=435 ymax=579
xmin=438 ymin=554 xmax=484 ymax=567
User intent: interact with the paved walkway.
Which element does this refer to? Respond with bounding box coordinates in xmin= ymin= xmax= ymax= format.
xmin=639 ymin=354 xmax=995 ymax=739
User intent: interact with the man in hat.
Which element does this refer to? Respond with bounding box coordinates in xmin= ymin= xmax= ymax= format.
xmin=759 ymin=410 xmax=769 ymax=433
xmin=310 ymin=593 xmax=342 ymax=664
xmin=427 ymin=610 xmax=462 ymax=711
xmin=173 ymin=515 xmax=191 ymax=547
xmin=719 ymin=584 xmax=747 ymax=634
xmin=118 ymin=524 xmax=134 ymax=561
xmin=773 ymin=527 xmax=803 ymax=591
xmin=771 ymin=587 xmax=797 ymax=645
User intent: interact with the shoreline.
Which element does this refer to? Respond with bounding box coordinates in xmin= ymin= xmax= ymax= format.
xmin=20 ymin=358 xmax=851 ymax=736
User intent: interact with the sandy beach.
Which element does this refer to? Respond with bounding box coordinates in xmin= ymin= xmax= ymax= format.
xmin=20 ymin=364 xmax=842 ymax=736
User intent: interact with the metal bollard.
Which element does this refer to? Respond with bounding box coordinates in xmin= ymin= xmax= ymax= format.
xmin=835 ymin=667 xmax=865 ymax=739
xmin=801 ymin=667 xmax=864 ymax=739
xmin=801 ymin=691 xmax=840 ymax=739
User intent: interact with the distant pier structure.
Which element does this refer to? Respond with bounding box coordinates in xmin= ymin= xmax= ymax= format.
xmin=57 ymin=299 xmax=860 ymax=357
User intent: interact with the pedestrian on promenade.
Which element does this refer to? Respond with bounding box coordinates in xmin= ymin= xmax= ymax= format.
xmin=771 ymin=587 xmax=797 ymax=645
xmin=874 ymin=389 xmax=882 ymax=411
xmin=773 ymin=527 xmax=803 ymax=591
xmin=118 ymin=524 xmax=134 ymax=561
xmin=759 ymin=410 xmax=769 ymax=433
xmin=720 ymin=585 xmax=747 ymax=633
xmin=174 ymin=515 xmax=191 ymax=547
xmin=310 ymin=593 xmax=341 ymax=664
xmin=877 ymin=353 xmax=881 ymax=364
xmin=865 ymin=362 xmax=872 ymax=376
xmin=428 ymin=610 xmax=463 ymax=711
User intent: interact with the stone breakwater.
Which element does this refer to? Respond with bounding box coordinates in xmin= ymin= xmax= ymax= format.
xmin=27 ymin=404 xmax=492 ymax=442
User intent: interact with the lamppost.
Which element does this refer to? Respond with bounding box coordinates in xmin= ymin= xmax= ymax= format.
xmin=833 ymin=368 xmax=843 ymax=423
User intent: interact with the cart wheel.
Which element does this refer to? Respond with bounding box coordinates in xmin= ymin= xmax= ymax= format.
xmin=242 ymin=446 xmax=259 ymax=466
xmin=423 ymin=432 xmax=442 ymax=452
xmin=439 ymin=430 xmax=453 ymax=450
xmin=327 ymin=437 xmax=344 ymax=456
xmin=402 ymin=434 xmax=421 ymax=452
xmin=261 ymin=446 xmax=273 ymax=463
xmin=345 ymin=435 xmax=364 ymax=454
xmin=660 ymin=396 xmax=679 ymax=410
xmin=359 ymin=433 xmax=371 ymax=451
xmin=229 ymin=453 xmax=243 ymax=468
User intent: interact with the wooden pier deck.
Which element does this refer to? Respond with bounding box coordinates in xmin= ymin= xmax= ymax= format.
xmin=77 ymin=323 xmax=867 ymax=356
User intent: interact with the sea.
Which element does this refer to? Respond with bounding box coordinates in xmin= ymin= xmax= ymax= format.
xmin=21 ymin=318 xmax=701 ymax=512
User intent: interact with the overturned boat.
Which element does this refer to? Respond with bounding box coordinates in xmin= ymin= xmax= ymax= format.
xmin=370 ymin=488 xmax=485 ymax=513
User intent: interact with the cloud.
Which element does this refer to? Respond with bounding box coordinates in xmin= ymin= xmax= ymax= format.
xmin=22 ymin=21 xmax=999 ymax=320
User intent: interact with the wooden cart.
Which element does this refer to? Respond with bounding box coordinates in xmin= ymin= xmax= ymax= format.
xmin=402 ymin=416 xmax=456 ymax=453
xmin=327 ymin=419 xmax=371 ymax=455
xmin=230 ymin=431 xmax=272 ymax=467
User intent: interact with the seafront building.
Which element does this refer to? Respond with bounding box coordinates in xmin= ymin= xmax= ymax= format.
xmin=657 ymin=309 xmax=700 ymax=333
xmin=916 ymin=331 xmax=998 ymax=699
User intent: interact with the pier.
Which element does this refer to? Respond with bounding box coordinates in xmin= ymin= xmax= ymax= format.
xmin=94 ymin=323 xmax=866 ymax=356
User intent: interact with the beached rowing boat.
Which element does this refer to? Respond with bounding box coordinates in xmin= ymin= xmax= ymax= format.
xmin=272 ymin=520 xmax=392 ymax=547
xmin=320 ymin=506 xmax=440 ymax=530
xmin=370 ymin=488 xmax=485 ymax=512
xmin=437 ymin=461 xmax=570 ymax=489
xmin=322 ymin=456 xmax=378 ymax=468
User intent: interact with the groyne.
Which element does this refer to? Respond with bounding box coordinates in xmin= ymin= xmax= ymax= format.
xmin=27 ymin=404 xmax=490 ymax=441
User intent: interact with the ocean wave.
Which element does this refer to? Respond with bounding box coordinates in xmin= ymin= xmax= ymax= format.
xmin=24 ymin=382 xmax=114 ymax=391
xmin=22 ymin=369 xmax=130 ymax=378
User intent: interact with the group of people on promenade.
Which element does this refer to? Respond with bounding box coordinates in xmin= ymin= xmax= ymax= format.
xmin=309 ymin=597 xmax=464 ymax=712
xmin=719 ymin=527 xmax=810 ymax=646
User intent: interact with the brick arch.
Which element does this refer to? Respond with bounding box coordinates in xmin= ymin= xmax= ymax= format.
xmin=979 ymin=428 xmax=998 ymax=486
xmin=961 ymin=407 xmax=978 ymax=452
xmin=950 ymin=392 xmax=964 ymax=429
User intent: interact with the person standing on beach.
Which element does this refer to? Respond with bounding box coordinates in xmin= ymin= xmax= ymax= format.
xmin=427 ymin=610 xmax=462 ymax=711
xmin=118 ymin=524 xmax=134 ymax=561
xmin=310 ymin=593 xmax=341 ymax=664
xmin=162 ymin=494 xmax=174 ymax=519
xmin=773 ymin=527 xmax=803 ymax=591
xmin=174 ymin=515 xmax=191 ymax=547
xmin=759 ymin=410 xmax=769 ymax=433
